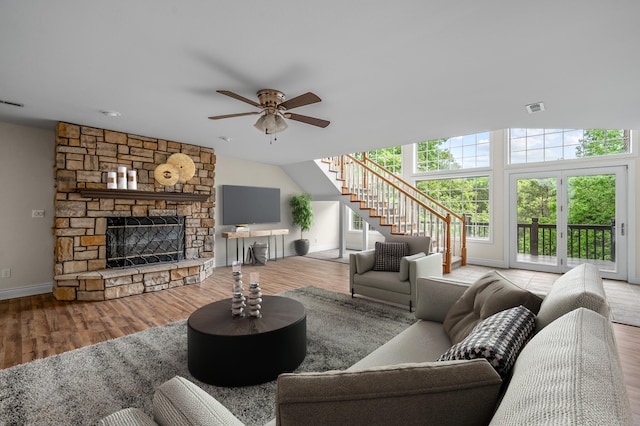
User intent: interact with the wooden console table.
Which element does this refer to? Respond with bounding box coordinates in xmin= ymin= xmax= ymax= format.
xmin=221 ymin=228 xmax=289 ymax=266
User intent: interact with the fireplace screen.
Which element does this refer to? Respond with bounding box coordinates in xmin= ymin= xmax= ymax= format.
xmin=106 ymin=216 xmax=185 ymax=268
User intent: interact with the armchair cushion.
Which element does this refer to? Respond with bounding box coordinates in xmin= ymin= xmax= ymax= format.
xmin=398 ymin=252 xmax=426 ymax=281
xmin=385 ymin=235 xmax=432 ymax=255
xmin=353 ymin=271 xmax=411 ymax=295
xmin=443 ymin=271 xmax=543 ymax=344
xmin=373 ymin=241 xmax=409 ymax=272
xmin=354 ymin=250 xmax=375 ymax=274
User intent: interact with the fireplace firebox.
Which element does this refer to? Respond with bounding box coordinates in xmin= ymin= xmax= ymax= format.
xmin=106 ymin=216 xmax=185 ymax=268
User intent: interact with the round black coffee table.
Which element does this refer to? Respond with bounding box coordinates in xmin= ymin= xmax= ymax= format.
xmin=187 ymin=295 xmax=307 ymax=387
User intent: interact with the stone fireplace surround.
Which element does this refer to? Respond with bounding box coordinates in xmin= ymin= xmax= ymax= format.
xmin=53 ymin=122 xmax=216 ymax=301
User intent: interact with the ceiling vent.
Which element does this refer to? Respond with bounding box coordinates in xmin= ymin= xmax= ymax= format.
xmin=0 ymin=99 xmax=24 ymax=108
xmin=525 ymin=102 xmax=545 ymax=114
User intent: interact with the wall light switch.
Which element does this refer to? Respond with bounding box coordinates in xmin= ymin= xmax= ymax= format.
xmin=1 ymin=268 xmax=10 ymax=278
xmin=32 ymin=209 xmax=45 ymax=218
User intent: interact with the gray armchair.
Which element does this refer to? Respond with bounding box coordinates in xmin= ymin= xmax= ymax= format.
xmin=349 ymin=235 xmax=443 ymax=311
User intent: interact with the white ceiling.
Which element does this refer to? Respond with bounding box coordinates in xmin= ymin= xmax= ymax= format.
xmin=1 ymin=1 xmax=639 ymax=165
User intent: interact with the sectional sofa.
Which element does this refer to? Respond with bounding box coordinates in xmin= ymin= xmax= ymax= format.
xmin=100 ymin=263 xmax=633 ymax=425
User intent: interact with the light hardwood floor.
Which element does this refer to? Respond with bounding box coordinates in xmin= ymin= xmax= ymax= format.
xmin=1 ymin=256 xmax=638 ymax=421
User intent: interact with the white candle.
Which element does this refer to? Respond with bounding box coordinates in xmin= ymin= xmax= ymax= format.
xmin=127 ymin=170 xmax=137 ymax=190
xmin=107 ymin=172 xmax=117 ymax=189
xmin=117 ymin=166 xmax=127 ymax=189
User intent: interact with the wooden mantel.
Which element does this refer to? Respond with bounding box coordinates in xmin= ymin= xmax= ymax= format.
xmin=78 ymin=188 xmax=210 ymax=202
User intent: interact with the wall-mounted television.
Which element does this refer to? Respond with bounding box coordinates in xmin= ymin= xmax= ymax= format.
xmin=222 ymin=185 xmax=281 ymax=225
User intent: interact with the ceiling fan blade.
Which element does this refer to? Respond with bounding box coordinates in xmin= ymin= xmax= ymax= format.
xmin=286 ymin=113 xmax=330 ymax=128
xmin=217 ymin=90 xmax=261 ymax=108
xmin=279 ymin=92 xmax=321 ymax=110
xmin=208 ymin=111 xmax=260 ymax=120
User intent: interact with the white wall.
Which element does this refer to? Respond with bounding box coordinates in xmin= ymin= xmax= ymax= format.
xmin=213 ymin=156 xmax=340 ymax=267
xmin=0 ymin=122 xmax=55 ymax=299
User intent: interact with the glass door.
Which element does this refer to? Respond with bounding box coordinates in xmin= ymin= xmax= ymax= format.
xmin=510 ymin=167 xmax=626 ymax=280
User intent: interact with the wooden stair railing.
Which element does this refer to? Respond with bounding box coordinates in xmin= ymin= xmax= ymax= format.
xmin=322 ymin=154 xmax=467 ymax=273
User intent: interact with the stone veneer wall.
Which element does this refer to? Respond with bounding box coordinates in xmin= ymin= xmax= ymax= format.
xmin=53 ymin=122 xmax=216 ymax=301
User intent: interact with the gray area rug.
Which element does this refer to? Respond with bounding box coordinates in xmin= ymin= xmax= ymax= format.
xmin=0 ymin=287 xmax=415 ymax=426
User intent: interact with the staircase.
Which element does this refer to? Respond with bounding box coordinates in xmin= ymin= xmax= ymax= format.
xmin=322 ymin=154 xmax=467 ymax=273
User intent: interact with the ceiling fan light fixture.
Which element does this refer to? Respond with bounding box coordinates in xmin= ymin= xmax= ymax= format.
xmin=254 ymin=113 xmax=288 ymax=134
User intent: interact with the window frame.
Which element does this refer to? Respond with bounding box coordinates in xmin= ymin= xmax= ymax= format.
xmin=508 ymin=128 xmax=631 ymax=165
xmin=415 ymin=131 xmax=491 ymax=173
xmin=413 ymin=173 xmax=493 ymax=242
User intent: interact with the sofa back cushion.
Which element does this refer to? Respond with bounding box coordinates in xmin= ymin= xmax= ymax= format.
xmin=535 ymin=263 xmax=609 ymax=333
xmin=490 ymin=308 xmax=632 ymax=425
xmin=385 ymin=235 xmax=431 ymax=255
xmin=276 ymin=359 xmax=502 ymax=426
xmin=443 ymin=271 xmax=543 ymax=344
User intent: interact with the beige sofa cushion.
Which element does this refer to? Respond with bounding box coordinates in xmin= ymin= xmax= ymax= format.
xmin=490 ymin=308 xmax=632 ymax=425
xmin=349 ymin=320 xmax=453 ymax=369
xmin=275 ymin=359 xmax=502 ymax=426
xmin=98 ymin=408 xmax=158 ymax=426
xmin=443 ymin=271 xmax=543 ymax=344
xmin=153 ymin=376 xmax=244 ymax=426
xmin=535 ymin=262 xmax=609 ymax=333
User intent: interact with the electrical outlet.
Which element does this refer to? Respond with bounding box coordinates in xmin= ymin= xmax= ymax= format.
xmin=1 ymin=268 xmax=10 ymax=278
xmin=32 ymin=209 xmax=45 ymax=218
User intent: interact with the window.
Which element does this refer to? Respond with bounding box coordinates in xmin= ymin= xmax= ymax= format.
xmin=350 ymin=211 xmax=364 ymax=231
xmin=509 ymin=128 xmax=629 ymax=164
xmin=355 ymin=146 xmax=402 ymax=174
xmin=416 ymin=132 xmax=490 ymax=172
xmin=416 ymin=176 xmax=490 ymax=239
xmin=414 ymin=132 xmax=492 ymax=239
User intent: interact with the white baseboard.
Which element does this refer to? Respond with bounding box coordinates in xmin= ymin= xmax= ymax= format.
xmin=0 ymin=282 xmax=53 ymax=300
xmin=465 ymin=258 xmax=508 ymax=269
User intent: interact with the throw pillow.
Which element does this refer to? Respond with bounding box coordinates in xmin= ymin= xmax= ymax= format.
xmin=398 ymin=252 xmax=426 ymax=281
xmin=373 ymin=241 xmax=409 ymax=272
xmin=438 ymin=305 xmax=536 ymax=378
xmin=442 ymin=270 xmax=543 ymax=344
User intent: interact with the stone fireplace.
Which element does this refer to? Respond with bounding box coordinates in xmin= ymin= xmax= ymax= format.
xmin=53 ymin=122 xmax=216 ymax=301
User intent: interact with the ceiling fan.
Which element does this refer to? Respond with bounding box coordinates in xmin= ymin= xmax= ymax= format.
xmin=208 ymin=89 xmax=330 ymax=134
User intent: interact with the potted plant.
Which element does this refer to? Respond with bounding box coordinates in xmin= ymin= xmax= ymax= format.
xmin=290 ymin=193 xmax=314 ymax=256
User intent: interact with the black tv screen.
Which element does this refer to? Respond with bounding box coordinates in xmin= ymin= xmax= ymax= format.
xmin=222 ymin=185 xmax=281 ymax=225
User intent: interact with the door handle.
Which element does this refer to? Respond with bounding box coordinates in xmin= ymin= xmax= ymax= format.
xmin=621 ymin=223 xmax=625 ymax=236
